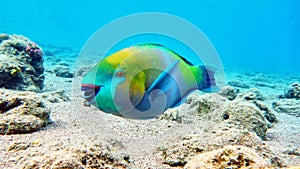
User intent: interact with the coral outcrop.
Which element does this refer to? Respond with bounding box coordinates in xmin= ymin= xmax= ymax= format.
xmin=161 ymin=89 xmax=276 ymax=140
xmin=8 ymin=139 xmax=130 ymax=169
xmin=223 ymin=100 xmax=269 ymax=139
xmin=0 ymin=89 xmax=51 ymax=134
xmin=272 ymin=99 xmax=300 ymax=117
xmin=159 ymin=126 xmax=282 ymax=168
xmin=228 ymin=80 xmax=250 ymax=89
xmin=218 ymin=85 xmax=238 ymax=100
xmin=273 ymin=82 xmax=300 ymax=117
xmin=279 ymin=82 xmax=300 ymax=99
xmin=234 ymin=91 xmax=277 ymax=124
xmin=158 ymin=90 xmax=281 ymax=168
xmin=184 ymin=145 xmax=269 ymax=169
xmin=0 ymin=34 xmax=44 ymax=92
xmin=53 ymin=65 xmax=74 ymax=78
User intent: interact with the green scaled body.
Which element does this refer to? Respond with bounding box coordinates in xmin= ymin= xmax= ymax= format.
xmin=81 ymin=44 xmax=218 ymax=119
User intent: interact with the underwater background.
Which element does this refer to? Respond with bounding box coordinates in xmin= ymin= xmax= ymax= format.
xmin=0 ymin=0 xmax=300 ymax=168
xmin=0 ymin=0 xmax=299 ymax=73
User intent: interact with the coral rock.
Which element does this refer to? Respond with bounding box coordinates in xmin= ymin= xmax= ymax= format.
xmin=184 ymin=145 xmax=269 ymax=169
xmin=0 ymin=34 xmax=44 ymax=92
xmin=223 ymin=100 xmax=269 ymax=139
xmin=235 ymin=89 xmax=264 ymax=101
xmin=218 ymin=85 xmax=238 ymax=100
xmin=272 ymin=99 xmax=300 ymax=117
xmin=53 ymin=66 xmax=74 ymax=78
xmin=279 ymin=82 xmax=300 ymax=99
xmin=235 ymin=90 xmax=277 ymax=125
xmin=0 ymin=89 xmax=51 ymax=134
xmin=228 ymin=81 xmax=250 ymax=89
xmin=159 ymin=93 xmax=227 ymax=123
xmin=16 ymin=142 xmax=129 ymax=169
xmin=255 ymin=82 xmax=276 ymax=89
xmin=159 ymin=126 xmax=280 ymax=168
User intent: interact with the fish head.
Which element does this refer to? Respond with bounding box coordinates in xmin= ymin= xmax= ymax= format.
xmin=113 ymin=64 xmax=146 ymax=114
xmin=81 ymin=58 xmax=124 ymax=114
xmin=81 ymin=49 xmax=146 ymax=116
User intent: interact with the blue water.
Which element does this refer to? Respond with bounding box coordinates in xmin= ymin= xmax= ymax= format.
xmin=0 ymin=0 xmax=299 ymax=73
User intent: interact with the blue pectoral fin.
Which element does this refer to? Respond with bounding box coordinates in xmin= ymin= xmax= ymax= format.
xmin=146 ymin=60 xmax=180 ymax=93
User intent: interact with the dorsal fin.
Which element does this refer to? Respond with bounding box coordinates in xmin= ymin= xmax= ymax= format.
xmin=135 ymin=43 xmax=194 ymax=66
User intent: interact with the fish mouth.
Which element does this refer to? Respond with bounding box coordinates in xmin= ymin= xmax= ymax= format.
xmin=81 ymin=84 xmax=103 ymax=102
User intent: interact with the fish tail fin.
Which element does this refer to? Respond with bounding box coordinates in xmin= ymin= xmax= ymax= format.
xmin=195 ymin=65 xmax=220 ymax=92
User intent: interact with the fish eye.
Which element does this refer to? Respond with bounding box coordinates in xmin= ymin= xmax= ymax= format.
xmin=116 ymin=71 xmax=125 ymax=77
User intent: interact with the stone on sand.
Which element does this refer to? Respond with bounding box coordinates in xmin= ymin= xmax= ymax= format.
xmin=40 ymin=90 xmax=70 ymax=103
xmin=255 ymin=81 xmax=276 ymax=89
xmin=235 ymin=89 xmax=265 ymax=101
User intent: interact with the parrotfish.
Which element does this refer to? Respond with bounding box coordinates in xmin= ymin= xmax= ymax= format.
xmin=81 ymin=44 xmax=218 ymax=119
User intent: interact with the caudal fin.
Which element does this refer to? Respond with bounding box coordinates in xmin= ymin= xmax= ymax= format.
xmin=198 ymin=65 xmax=220 ymax=92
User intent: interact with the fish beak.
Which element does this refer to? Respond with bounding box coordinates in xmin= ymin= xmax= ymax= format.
xmin=81 ymin=84 xmax=103 ymax=102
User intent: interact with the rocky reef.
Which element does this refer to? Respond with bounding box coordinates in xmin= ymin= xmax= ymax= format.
xmin=0 ymin=34 xmax=44 ymax=92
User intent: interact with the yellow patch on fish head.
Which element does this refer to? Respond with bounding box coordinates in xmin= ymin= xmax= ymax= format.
xmin=113 ymin=63 xmax=146 ymax=112
xmin=102 ymin=48 xmax=135 ymax=67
